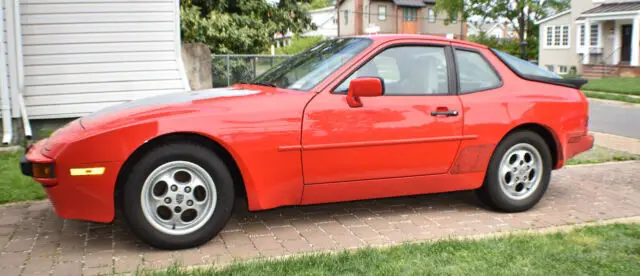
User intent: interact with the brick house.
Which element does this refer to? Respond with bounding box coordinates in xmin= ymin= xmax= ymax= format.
xmin=336 ymin=0 xmax=466 ymax=39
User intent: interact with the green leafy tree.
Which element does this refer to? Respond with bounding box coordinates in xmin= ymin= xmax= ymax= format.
xmin=436 ymin=0 xmax=569 ymax=58
xmin=309 ymin=0 xmax=332 ymax=10
xmin=274 ymin=36 xmax=324 ymax=55
xmin=180 ymin=0 xmax=316 ymax=54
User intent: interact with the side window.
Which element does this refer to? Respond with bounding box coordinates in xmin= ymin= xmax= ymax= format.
xmin=335 ymin=46 xmax=449 ymax=95
xmin=455 ymin=49 xmax=501 ymax=93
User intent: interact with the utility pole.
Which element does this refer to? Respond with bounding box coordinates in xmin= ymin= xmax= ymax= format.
xmin=520 ymin=6 xmax=529 ymax=60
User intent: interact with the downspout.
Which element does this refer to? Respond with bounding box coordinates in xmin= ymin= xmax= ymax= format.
xmin=0 ymin=2 xmax=13 ymax=145
xmin=13 ymin=0 xmax=32 ymax=140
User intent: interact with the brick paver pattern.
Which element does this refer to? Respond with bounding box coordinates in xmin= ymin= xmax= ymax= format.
xmin=1 ymin=161 xmax=639 ymax=275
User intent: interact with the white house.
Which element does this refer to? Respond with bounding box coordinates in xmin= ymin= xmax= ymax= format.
xmin=303 ymin=6 xmax=338 ymax=38
xmin=274 ymin=6 xmax=339 ymax=48
xmin=466 ymin=21 xmax=517 ymax=39
xmin=536 ymin=0 xmax=640 ymax=77
xmin=1 ymin=0 xmax=190 ymax=144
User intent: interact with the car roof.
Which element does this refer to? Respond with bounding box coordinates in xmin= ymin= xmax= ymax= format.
xmin=343 ymin=34 xmax=488 ymax=49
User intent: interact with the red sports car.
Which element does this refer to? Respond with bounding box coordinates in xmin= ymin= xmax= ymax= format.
xmin=20 ymin=35 xmax=593 ymax=249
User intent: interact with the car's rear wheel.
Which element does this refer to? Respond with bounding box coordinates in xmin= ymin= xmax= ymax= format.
xmin=122 ymin=142 xmax=234 ymax=249
xmin=476 ymin=130 xmax=552 ymax=212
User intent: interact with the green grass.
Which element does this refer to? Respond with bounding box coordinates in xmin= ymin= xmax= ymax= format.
xmin=0 ymin=150 xmax=45 ymax=204
xmin=141 ymin=223 xmax=640 ymax=275
xmin=582 ymin=77 xmax=640 ymax=96
xmin=565 ymin=145 xmax=640 ymax=165
xmin=583 ymin=91 xmax=640 ymax=104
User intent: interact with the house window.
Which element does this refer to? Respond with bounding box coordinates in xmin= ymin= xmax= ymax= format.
xmin=378 ymin=5 xmax=386 ymax=20
xmin=546 ymin=26 xmax=553 ymax=47
xmin=562 ymin=26 xmax=569 ymax=46
xmin=579 ymin=23 xmax=600 ymax=47
xmin=545 ymin=24 xmax=570 ymax=48
xmin=590 ymin=24 xmax=599 ymax=46
xmin=558 ymin=65 xmax=568 ymax=74
xmin=428 ymin=8 xmax=435 ymax=23
xmin=451 ymin=14 xmax=458 ymax=24
xmin=403 ymin=8 xmax=417 ymax=22
xmin=344 ymin=10 xmax=348 ymax=25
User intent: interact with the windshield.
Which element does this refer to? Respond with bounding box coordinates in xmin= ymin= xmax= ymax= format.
xmin=491 ymin=49 xmax=561 ymax=79
xmin=252 ymin=38 xmax=372 ymax=91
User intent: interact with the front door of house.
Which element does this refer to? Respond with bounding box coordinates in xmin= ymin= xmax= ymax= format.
xmin=621 ymin=25 xmax=632 ymax=63
xmin=402 ymin=8 xmax=418 ymax=34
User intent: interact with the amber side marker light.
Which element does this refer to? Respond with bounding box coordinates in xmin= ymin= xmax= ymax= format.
xmin=70 ymin=167 xmax=106 ymax=176
xmin=32 ymin=163 xmax=55 ymax=178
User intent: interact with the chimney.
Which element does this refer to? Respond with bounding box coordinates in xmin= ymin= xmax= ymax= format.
xmin=355 ymin=0 xmax=363 ymax=35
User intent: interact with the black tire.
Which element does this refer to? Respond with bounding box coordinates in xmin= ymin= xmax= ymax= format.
xmin=475 ymin=130 xmax=552 ymax=212
xmin=122 ymin=142 xmax=235 ymax=249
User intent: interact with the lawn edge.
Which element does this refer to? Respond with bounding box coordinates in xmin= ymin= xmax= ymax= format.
xmin=137 ymin=216 xmax=640 ymax=275
xmin=0 ymin=199 xmax=48 ymax=208
xmin=587 ymin=97 xmax=640 ymax=106
xmin=565 ymin=159 xmax=640 ymax=167
xmin=0 ymin=146 xmax=22 ymax=153
xmin=584 ymin=91 xmax=640 ymax=104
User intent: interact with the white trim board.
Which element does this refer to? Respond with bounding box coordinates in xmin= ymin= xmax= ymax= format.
xmin=535 ymin=10 xmax=570 ymax=25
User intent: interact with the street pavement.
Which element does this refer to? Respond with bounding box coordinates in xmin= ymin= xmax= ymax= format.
xmin=589 ymin=99 xmax=640 ymax=139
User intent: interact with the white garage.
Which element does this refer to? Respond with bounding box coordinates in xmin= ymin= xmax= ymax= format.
xmin=1 ymin=0 xmax=190 ymax=144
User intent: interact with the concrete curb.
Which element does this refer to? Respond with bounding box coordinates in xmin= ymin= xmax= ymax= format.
xmin=0 ymin=145 xmax=22 ymax=153
xmin=591 ymin=131 xmax=640 ymax=155
xmin=142 ymin=216 xmax=640 ymax=275
xmin=586 ymin=94 xmax=640 ymax=106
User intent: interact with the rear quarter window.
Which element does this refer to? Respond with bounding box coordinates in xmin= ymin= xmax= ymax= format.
xmin=491 ymin=49 xmax=560 ymax=79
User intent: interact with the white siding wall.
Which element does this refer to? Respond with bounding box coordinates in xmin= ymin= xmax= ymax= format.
xmin=2 ymin=4 xmax=9 ymax=112
xmin=20 ymin=0 xmax=188 ymax=119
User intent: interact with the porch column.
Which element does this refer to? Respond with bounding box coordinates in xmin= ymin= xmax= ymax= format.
xmin=613 ymin=23 xmax=620 ymax=64
xmin=583 ymin=20 xmax=591 ymax=64
xmin=631 ymin=16 xmax=640 ymax=66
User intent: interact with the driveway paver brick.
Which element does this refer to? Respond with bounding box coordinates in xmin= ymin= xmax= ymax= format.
xmin=0 ymin=161 xmax=639 ymax=275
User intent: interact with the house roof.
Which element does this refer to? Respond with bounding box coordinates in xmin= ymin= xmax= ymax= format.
xmin=534 ymin=10 xmax=570 ymax=25
xmin=582 ymin=1 xmax=640 ymax=14
xmin=392 ymin=0 xmax=426 ymax=7
xmin=339 ymin=0 xmax=435 ymax=7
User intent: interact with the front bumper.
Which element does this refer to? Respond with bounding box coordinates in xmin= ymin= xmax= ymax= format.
xmin=20 ymin=140 xmax=120 ymax=223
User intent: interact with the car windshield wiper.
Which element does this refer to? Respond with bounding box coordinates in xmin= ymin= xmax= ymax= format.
xmin=249 ymin=81 xmax=277 ymax=87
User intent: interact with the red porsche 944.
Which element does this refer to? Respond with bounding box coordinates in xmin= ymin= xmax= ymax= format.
xmin=20 ymin=35 xmax=593 ymax=249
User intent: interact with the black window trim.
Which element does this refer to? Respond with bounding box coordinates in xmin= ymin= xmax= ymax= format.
xmin=452 ymin=46 xmax=504 ymax=95
xmin=331 ymin=43 xmax=457 ymax=97
xmin=489 ymin=48 xmax=588 ymax=89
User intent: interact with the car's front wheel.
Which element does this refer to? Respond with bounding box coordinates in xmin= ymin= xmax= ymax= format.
xmin=122 ymin=142 xmax=235 ymax=249
xmin=476 ymin=130 xmax=552 ymax=212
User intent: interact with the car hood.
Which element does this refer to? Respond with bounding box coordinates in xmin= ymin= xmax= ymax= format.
xmin=79 ymin=86 xmax=263 ymax=130
xmin=42 ymin=86 xmax=267 ymax=157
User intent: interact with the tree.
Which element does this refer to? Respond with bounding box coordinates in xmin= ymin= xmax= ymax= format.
xmin=309 ymin=0 xmax=332 ymax=10
xmin=180 ymin=0 xmax=316 ymax=54
xmin=436 ymin=0 xmax=569 ymax=58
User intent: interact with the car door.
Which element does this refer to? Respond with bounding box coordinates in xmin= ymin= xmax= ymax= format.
xmin=301 ymin=42 xmax=465 ymax=184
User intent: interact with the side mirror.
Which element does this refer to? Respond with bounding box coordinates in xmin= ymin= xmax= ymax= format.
xmin=346 ymin=77 xmax=384 ymax=108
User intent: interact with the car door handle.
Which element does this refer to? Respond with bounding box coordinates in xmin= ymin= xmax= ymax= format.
xmin=430 ymin=110 xmax=459 ymax=117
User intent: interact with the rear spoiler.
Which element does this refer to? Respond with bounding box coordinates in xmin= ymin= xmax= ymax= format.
xmin=521 ymin=75 xmax=589 ymax=89
xmin=488 ymin=48 xmax=589 ymax=89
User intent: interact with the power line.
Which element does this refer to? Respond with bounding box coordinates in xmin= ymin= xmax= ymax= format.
xmin=337 ymin=9 xmax=461 ymax=24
